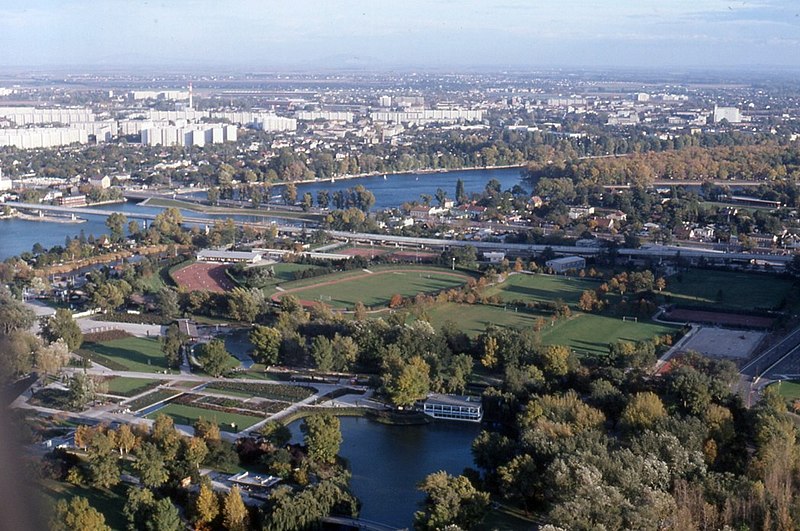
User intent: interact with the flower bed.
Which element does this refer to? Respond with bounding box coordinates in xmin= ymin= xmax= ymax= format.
xmin=204 ymin=382 xmax=315 ymax=402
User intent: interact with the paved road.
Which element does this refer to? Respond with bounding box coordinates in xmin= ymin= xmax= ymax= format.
xmin=740 ymin=325 xmax=800 ymax=379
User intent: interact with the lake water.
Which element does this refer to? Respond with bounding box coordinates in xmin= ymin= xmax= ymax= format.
xmin=0 ymin=167 xmax=527 ymax=261
xmin=288 ymin=416 xmax=480 ymax=528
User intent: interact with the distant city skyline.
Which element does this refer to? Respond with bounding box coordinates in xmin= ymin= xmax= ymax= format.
xmin=1 ymin=0 xmax=799 ymax=70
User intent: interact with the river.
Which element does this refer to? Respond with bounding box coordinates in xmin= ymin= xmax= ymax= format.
xmin=288 ymin=416 xmax=480 ymax=529
xmin=0 ymin=167 xmax=527 ymax=261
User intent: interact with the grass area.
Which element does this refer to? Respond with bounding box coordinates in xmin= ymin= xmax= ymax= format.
xmin=277 ymin=266 xmax=470 ymax=308
xmin=539 ymin=313 xmax=678 ymax=355
xmin=770 ymin=380 xmax=800 ymax=400
xmin=38 ymin=479 xmax=128 ymax=531
xmin=427 ymin=302 xmax=677 ymax=355
xmin=145 ymin=402 xmax=262 ymax=432
xmin=662 ymin=269 xmax=798 ymax=311
xmin=243 ymin=262 xmax=321 ymax=289
xmin=81 ymin=337 xmax=170 ymax=373
xmin=486 ymin=272 xmax=602 ymax=308
xmin=427 ymin=302 xmax=543 ymax=336
xmin=104 ymin=377 xmax=160 ymax=397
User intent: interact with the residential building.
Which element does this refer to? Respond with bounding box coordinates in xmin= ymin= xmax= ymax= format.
xmin=56 ymin=194 xmax=87 ymax=207
xmin=713 ymin=106 xmax=743 ymax=124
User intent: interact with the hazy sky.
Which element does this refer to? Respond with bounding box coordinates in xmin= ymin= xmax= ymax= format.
xmin=1 ymin=0 xmax=798 ymax=69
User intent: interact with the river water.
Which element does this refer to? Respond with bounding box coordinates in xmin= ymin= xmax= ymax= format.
xmin=288 ymin=416 xmax=480 ymax=529
xmin=0 ymin=167 xmax=526 ymax=260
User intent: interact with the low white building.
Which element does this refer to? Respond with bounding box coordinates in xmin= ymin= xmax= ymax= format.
xmin=546 ymin=256 xmax=586 ymax=274
xmin=421 ymin=394 xmax=483 ymax=422
xmin=196 ymin=249 xmax=262 ymax=264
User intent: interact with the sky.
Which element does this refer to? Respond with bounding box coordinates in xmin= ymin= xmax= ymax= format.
xmin=1 ymin=0 xmax=799 ymax=70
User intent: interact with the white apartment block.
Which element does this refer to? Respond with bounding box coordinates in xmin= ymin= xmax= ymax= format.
xmin=141 ymin=124 xmax=237 ymax=147
xmin=713 ymin=106 xmax=743 ymax=124
xmin=369 ymin=108 xmax=483 ymax=124
xmin=132 ymin=90 xmax=189 ymax=101
xmin=210 ymin=111 xmax=297 ymax=131
xmin=0 ymin=128 xmax=88 ymax=149
xmin=296 ymin=111 xmax=354 ymax=122
xmin=0 ymin=107 xmax=95 ymax=125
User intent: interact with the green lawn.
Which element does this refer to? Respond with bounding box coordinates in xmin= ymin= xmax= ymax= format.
xmin=486 ymin=273 xmax=602 ymax=308
xmin=539 ymin=313 xmax=678 ymax=355
xmin=38 ymin=479 xmax=128 ymax=531
xmin=277 ymin=267 xmax=470 ymax=308
xmin=770 ymin=380 xmax=800 ymax=400
xmin=427 ymin=302 xmax=677 ymax=355
xmin=105 ymin=377 xmax=160 ymax=397
xmin=81 ymin=337 xmax=169 ymax=373
xmin=146 ymin=402 xmax=262 ymax=432
xmin=663 ymin=269 xmax=798 ymax=311
xmin=427 ymin=302 xmax=543 ymax=336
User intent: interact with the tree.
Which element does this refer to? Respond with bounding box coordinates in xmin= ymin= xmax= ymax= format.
xmin=227 ymin=287 xmax=262 ymax=322
xmin=282 ymin=182 xmax=297 ymax=205
xmin=161 ymin=323 xmax=186 ymax=369
xmin=383 ymin=355 xmax=431 ymax=408
xmin=156 ymin=288 xmax=180 ymax=320
xmin=414 ymin=471 xmax=490 ymax=531
xmin=331 ymin=333 xmax=358 ymax=371
xmin=42 ymin=308 xmax=83 ymax=351
xmin=148 ymin=497 xmax=182 ymax=531
xmin=87 ymin=432 xmax=120 ymax=489
xmin=194 ymin=417 xmax=221 ymax=442
xmin=51 ymin=496 xmax=110 ymax=531
xmin=620 ymin=391 xmax=667 ymax=431
xmin=301 ymin=413 xmax=342 ymax=465
xmin=197 ymin=339 xmax=231 ymax=377
xmin=223 ymin=486 xmax=249 ymax=531
xmin=35 ymin=338 xmax=69 ymax=376
xmin=435 ymin=188 xmax=448 ymax=207
xmin=193 ymin=480 xmax=220 ymax=527
xmin=105 ymin=212 xmax=128 ymax=242
xmin=310 ymin=335 xmax=334 ymax=372
xmin=134 ymin=442 xmax=169 ymax=488
xmin=260 ymin=421 xmax=292 ymax=447
xmin=68 ymin=372 xmax=98 ymax=410
xmin=0 ymin=288 xmax=34 ymax=335
xmin=480 ymin=336 xmax=498 ymax=369
xmin=455 ymin=178 xmax=467 ymax=204
xmin=115 ymin=423 xmax=138 ymax=456
xmin=353 ymin=301 xmax=368 ymax=321
xmin=249 ymin=325 xmax=282 ymax=365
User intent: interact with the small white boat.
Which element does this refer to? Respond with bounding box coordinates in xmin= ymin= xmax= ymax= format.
xmin=383 ymin=174 xmax=387 ymax=180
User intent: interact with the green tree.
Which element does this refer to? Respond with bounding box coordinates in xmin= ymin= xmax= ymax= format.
xmin=156 ymin=288 xmax=180 ymax=320
xmin=134 ymin=442 xmax=169 ymax=488
xmin=455 ymin=178 xmax=467 ymax=204
xmin=160 ymin=323 xmax=186 ymax=369
xmin=383 ymin=355 xmax=431 ymax=408
xmin=147 ymin=497 xmax=182 ymax=531
xmin=52 ymin=496 xmax=110 ymax=531
xmin=414 ymin=471 xmax=490 ymax=531
xmin=222 ymin=485 xmax=249 ymax=531
xmin=34 ymin=338 xmax=70 ymax=376
xmin=249 ymin=325 xmax=282 ymax=365
xmin=301 ymin=413 xmax=342 ymax=465
xmin=105 ymin=212 xmax=128 ymax=242
xmin=310 ymin=335 xmax=334 ymax=371
xmin=41 ymin=308 xmax=83 ymax=351
xmin=197 ymin=339 xmax=231 ymax=377
xmin=282 ymin=182 xmax=297 ymax=205
xmin=68 ymin=372 xmax=98 ymax=410
xmin=260 ymin=421 xmax=292 ymax=447
xmin=87 ymin=432 xmax=120 ymax=489
xmin=0 ymin=288 xmax=36 ymax=334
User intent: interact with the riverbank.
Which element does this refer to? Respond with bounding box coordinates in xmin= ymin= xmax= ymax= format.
xmin=2 ymin=210 xmax=86 ymax=224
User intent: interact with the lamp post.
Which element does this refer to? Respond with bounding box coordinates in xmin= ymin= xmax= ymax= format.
xmin=452 ymin=257 xmax=456 ymax=271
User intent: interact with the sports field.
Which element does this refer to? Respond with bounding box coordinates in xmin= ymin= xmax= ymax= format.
xmin=81 ymin=337 xmax=169 ymax=373
xmin=248 ymin=262 xmax=320 ymax=287
xmin=663 ymin=270 xmax=797 ymax=311
xmin=486 ymin=273 xmax=602 ymax=307
xmin=427 ymin=302 xmax=677 ymax=354
xmin=538 ymin=313 xmax=678 ymax=355
xmin=273 ymin=267 xmax=471 ymax=308
xmin=172 ymin=262 xmax=235 ymax=293
xmin=146 ymin=403 xmax=262 ymax=432
xmin=769 ymin=380 xmax=800 ymax=401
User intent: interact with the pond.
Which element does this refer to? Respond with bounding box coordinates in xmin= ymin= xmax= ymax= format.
xmin=288 ymin=415 xmax=480 ymax=528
